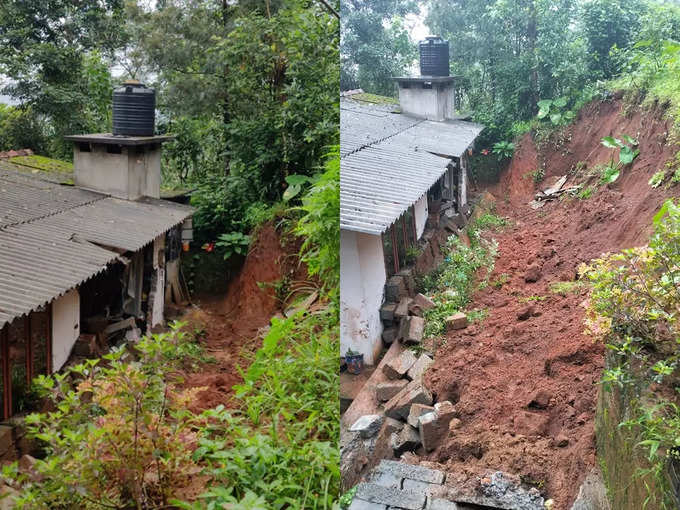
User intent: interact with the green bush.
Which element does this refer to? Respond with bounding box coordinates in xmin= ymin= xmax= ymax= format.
xmin=583 ymin=199 xmax=680 ymax=509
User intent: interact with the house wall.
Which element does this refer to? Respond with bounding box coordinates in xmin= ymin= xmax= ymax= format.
xmin=73 ymin=143 xmax=161 ymax=200
xmin=51 ymin=289 xmax=80 ymax=372
xmin=397 ymin=83 xmax=453 ymax=122
xmin=340 ymin=229 xmax=386 ymax=365
xmin=414 ymin=195 xmax=428 ymax=239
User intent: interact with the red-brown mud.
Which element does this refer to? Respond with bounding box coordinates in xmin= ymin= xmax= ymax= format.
xmin=424 ymin=99 xmax=678 ymax=509
xmin=179 ymin=223 xmax=304 ymax=413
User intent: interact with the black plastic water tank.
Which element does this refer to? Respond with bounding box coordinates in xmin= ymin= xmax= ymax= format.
xmin=112 ymin=81 xmax=155 ymax=136
xmin=419 ymin=36 xmax=449 ymax=77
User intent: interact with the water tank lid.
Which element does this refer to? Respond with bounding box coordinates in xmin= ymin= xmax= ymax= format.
xmin=115 ymin=81 xmax=154 ymax=93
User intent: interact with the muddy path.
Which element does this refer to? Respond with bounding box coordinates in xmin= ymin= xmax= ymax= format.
xmin=423 ymin=99 xmax=678 ymax=509
xmin=175 ymin=223 xmax=307 ymax=413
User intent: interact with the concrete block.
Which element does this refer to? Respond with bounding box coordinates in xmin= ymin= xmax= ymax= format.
xmin=394 ymin=297 xmax=412 ymax=320
xmin=427 ymin=498 xmax=460 ymax=510
xmin=375 ymin=459 xmax=446 ymax=484
xmin=401 ymin=316 xmax=425 ymax=344
xmin=369 ymin=470 xmax=401 ymax=488
xmin=382 ymin=327 xmax=398 ymax=344
xmin=407 ymin=402 xmax=435 ymax=428
xmin=413 ymin=293 xmax=436 ymax=311
xmin=407 ymin=354 xmax=434 ymax=382
xmin=397 ymin=269 xmax=416 ymax=296
xmin=348 ymin=498 xmax=387 ymax=510
xmin=349 ymin=414 xmax=384 ymax=439
xmin=384 ymin=417 xmax=405 ymax=435
xmin=390 ymin=425 xmax=421 ymax=456
xmin=376 ymin=380 xmax=410 ymax=402
xmin=446 ymin=312 xmax=468 ymax=331
xmin=355 ymin=482 xmax=427 ymax=510
xmin=382 ymin=350 xmax=417 ymax=380
xmin=385 ymin=276 xmax=407 ymax=303
xmin=402 ymin=479 xmax=447 ymax=498
xmin=380 ymin=303 xmax=398 ymax=322
xmin=384 ymin=381 xmax=433 ymax=420
xmin=419 ymin=401 xmax=458 ymax=452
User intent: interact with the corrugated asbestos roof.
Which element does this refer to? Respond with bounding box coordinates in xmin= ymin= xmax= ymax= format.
xmin=340 ymin=99 xmax=484 ymax=235
xmin=0 ymin=169 xmax=193 ymax=328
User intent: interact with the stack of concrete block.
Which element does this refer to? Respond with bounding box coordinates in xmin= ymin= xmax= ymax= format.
xmin=370 ymin=349 xmax=455 ymax=457
xmin=348 ymin=460 xmax=546 ymax=510
xmin=380 ymin=288 xmax=436 ymax=347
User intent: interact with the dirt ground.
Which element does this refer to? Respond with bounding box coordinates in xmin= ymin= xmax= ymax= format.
xmin=423 ymin=99 xmax=678 ymax=509
xmin=176 ymin=223 xmax=305 ymax=413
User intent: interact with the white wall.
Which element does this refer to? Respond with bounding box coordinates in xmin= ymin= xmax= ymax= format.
xmin=414 ymin=195 xmax=429 ymax=239
xmin=340 ymin=229 xmax=387 ymax=365
xmin=459 ymin=155 xmax=468 ymax=207
xmin=51 ymin=289 xmax=80 ymax=372
xmin=397 ymin=83 xmax=454 ymax=121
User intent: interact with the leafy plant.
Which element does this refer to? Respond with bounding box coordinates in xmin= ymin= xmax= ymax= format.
xmin=282 ymin=174 xmax=315 ymax=202
xmin=492 ymin=141 xmax=515 ymax=160
xmin=583 ymin=199 xmax=680 ymax=508
xmin=529 ymin=167 xmax=545 ymax=183
xmin=649 ymin=170 xmax=667 ymax=188
xmin=215 ymin=231 xmax=251 ymax=260
xmin=422 ymin=217 xmax=501 ymax=338
xmin=600 ymin=135 xmax=640 ymax=183
xmin=537 ymin=97 xmax=576 ymax=126
xmin=578 ymin=186 xmax=594 ymax=199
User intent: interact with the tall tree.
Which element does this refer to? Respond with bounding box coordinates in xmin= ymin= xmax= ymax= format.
xmin=341 ymin=0 xmax=419 ymax=95
xmin=0 ymin=0 xmax=125 ymax=156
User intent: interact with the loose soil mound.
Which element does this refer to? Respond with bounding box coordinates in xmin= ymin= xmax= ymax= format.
xmin=180 ymin=223 xmax=304 ymax=413
xmin=425 ymin=99 xmax=678 ymax=509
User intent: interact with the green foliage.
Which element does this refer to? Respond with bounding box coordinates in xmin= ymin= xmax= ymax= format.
xmin=294 ymin=147 xmax=340 ymax=296
xmin=192 ymin=308 xmax=340 ymax=509
xmin=341 ymin=1 xmax=418 ymax=95
xmin=7 ymin=323 xmax=207 ymax=509
xmin=340 ymin=486 xmax=357 ymax=509
xmin=649 ymin=170 xmax=667 ymax=188
xmin=9 ymin=155 xmax=73 ymax=174
xmin=537 ymin=97 xmax=576 ymax=126
xmin=215 ymin=232 xmax=251 ymax=260
xmin=0 ymin=0 xmax=123 ymax=158
xmin=583 ymin=199 xmax=680 ymax=508
xmin=529 ymin=167 xmax=545 ymax=183
xmin=491 ymin=141 xmax=515 ymax=160
xmin=549 ymin=280 xmax=588 ymax=296
xmin=422 ymin=218 xmax=502 ymax=338
xmin=0 ymin=105 xmax=47 ymax=154
xmin=577 ymin=186 xmax=595 ymax=199
xmin=601 ymin=134 xmax=639 ymax=165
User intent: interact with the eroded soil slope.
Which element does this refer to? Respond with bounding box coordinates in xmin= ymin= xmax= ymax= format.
xmin=179 ymin=223 xmax=305 ymax=412
xmin=424 ymin=99 xmax=678 ymax=509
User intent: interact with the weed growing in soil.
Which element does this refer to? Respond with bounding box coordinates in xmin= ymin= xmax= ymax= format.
xmin=577 ymin=186 xmax=594 ymax=199
xmin=549 ymin=280 xmax=588 ymax=296
xmin=583 ymin=199 xmax=680 ymax=509
xmin=649 ymin=170 xmax=667 ymax=188
xmin=422 ymin=216 xmax=502 ymax=338
xmin=492 ymin=273 xmax=510 ymax=289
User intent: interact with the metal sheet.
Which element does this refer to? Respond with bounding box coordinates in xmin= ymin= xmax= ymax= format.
xmin=340 ymin=99 xmax=484 ymax=234
xmin=340 ymin=145 xmax=450 ymax=234
xmin=0 ymin=170 xmax=194 ymax=328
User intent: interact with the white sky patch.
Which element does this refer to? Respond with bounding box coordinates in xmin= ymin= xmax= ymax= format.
xmin=405 ymin=4 xmax=430 ymax=43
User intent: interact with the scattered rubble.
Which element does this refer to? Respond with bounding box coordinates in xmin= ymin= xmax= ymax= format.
xmin=407 ymin=403 xmax=435 ymax=428
xmin=406 ymin=354 xmax=433 ymax=382
xmin=383 ymin=350 xmax=418 ymax=380
xmin=350 ymin=415 xmax=385 ymax=439
xmin=376 ymin=380 xmax=409 ymax=402
xmin=384 ymin=381 xmax=433 ymax=420
xmin=446 ymin=312 xmax=468 ymax=331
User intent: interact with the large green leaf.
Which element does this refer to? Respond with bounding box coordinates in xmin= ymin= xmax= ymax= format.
xmin=619 ymin=146 xmax=639 ymax=165
xmin=537 ymin=99 xmax=552 ymax=119
xmin=553 ymin=97 xmax=568 ymax=108
xmin=601 ymin=136 xmax=622 ymax=149
xmin=550 ymin=112 xmax=563 ymax=125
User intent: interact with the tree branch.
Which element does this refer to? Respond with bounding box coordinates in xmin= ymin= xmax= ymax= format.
xmin=317 ymin=0 xmax=339 ymax=19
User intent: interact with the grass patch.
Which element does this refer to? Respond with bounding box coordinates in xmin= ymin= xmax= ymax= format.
xmin=492 ymin=273 xmax=510 ymax=289
xmin=350 ymin=92 xmax=398 ymax=105
xmin=9 ymin=154 xmax=73 ymax=174
xmin=577 ymin=186 xmax=594 ymax=199
xmin=421 ymin=215 xmax=503 ymax=338
xmin=549 ymin=280 xmax=588 ymax=296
